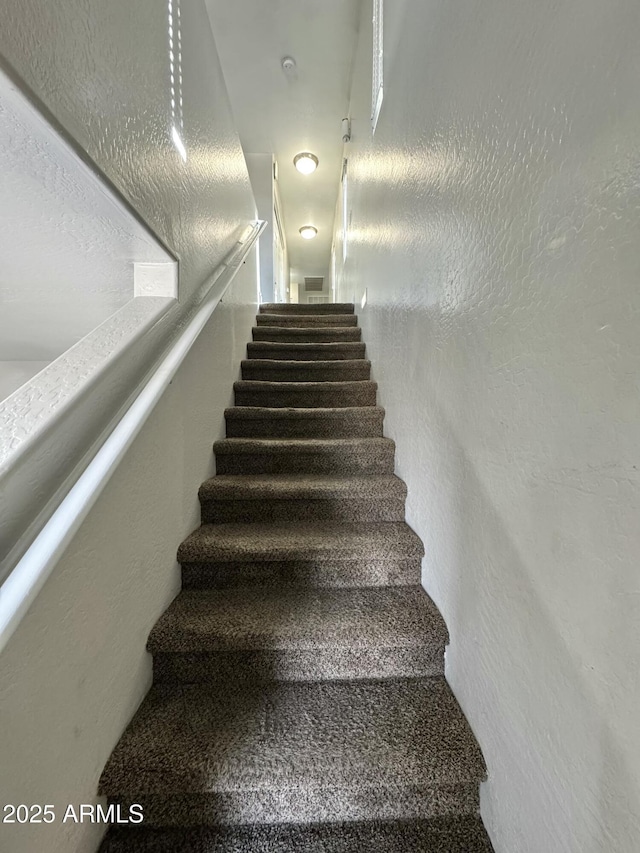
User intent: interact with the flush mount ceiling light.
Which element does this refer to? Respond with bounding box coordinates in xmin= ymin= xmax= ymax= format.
xmin=294 ymin=152 xmax=319 ymax=175
xmin=299 ymin=225 xmax=318 ymax=240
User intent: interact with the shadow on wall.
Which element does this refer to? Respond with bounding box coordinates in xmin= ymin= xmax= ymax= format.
xmin=364 ymin=303 xmax=640 ymax=853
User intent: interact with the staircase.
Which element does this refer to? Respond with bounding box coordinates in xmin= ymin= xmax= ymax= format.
xmin=99 ymin=303 xmax=493 ymax=851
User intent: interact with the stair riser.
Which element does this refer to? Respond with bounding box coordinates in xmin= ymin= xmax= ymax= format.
xmin=110 ymin=784 xmax=479 ymax=827
xmin=246 ymin=343 xmax=366 ymax=361
xmin=224 ymin=422 xmax=383 ymax=438
xmin=234 ymin=384 xmax=377 ymax=408
xmin=252 ymin=327 xmax=362 ymax=343
xmin=100 ymin=816 xmax=494 ymax=853
xmin=256 ymin=315 xmax=358 ymax=328
xmin=153 ymin=647 xmax=445 ymax=685
xmin=181 ymin=559 xmax=422 ymax=590
xmin=241 ymin=362 xmax=371 ymax=382
xmin=201 ymin=497 xmax=406 ymax=524
xmin=259 ymin=303 xmax=355 ymax=315
xmin=225 ymin=414 xmax=384 ymax=439
xmin=215 ymin=450 xmax=394 ymax=476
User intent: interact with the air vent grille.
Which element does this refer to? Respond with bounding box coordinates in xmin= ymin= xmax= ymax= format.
xmin=304 ymin=276 xmax=324 ymax=292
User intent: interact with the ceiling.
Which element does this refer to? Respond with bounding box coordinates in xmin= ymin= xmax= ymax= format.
xmin=205 ymin=0 xmax=362 ymax=285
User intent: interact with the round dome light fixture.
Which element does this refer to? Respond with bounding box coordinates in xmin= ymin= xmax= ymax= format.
xmin=299 ymin=225 xmax=318 ymax=240
xmin=294 ymin=152 xmax=319 ymax=175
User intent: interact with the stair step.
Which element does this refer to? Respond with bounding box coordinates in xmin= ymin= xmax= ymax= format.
xmin=234 ymin=380 xmax=377 ymax=408
xmin=256 ymin=314 xmax=358 ymax=328
xmin=214 ymin=438 xmax=395 ymax=475
xmin=179 ymin=521 xmax=422 ymax=564
xmin=99 ymin=677 xmax=486 ymax=826
xmin=97 ymin=305 xmax=492 ymax=849
xmin=259 ymin=302 xmax=355 ymax=315
xmin=241 ymin=359 xmax=371 ymax=383
xmin=199 ymin=474 xmax=407 ymax=524
xmin=247 ymin=341 xmax=366 ymax=361
xmin=149 ymin=586 xmax=447 ymax=684
xmin=100 ymin=815 xmax=494 ymax=853
xmin=179 ymin=520 xmax=422 ymax=590
xmin=225 ymin=406 xmax=385 ymax=439
xmin=252 ymin=326 xmax=362 ymax=343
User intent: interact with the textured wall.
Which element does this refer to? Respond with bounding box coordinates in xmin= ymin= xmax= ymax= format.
xmin=0 ymin=66 xmax=170 ymax=365
xmin=0 ymin=257 xmax=258 ymax=853
xmin=0 ymin=2 xmax=258 ymax=850
xmin=0 ymin=363 xmax=50 ymax=402
xmin=245 ymin=153 xmax=275 ymax=303
xmin=335 ymin=2 xmax=640 ymax=851
xmin=0 ymin=0 xmax=256 ymax=568
xmin=0 ymin=0 xmax=255 ymax=306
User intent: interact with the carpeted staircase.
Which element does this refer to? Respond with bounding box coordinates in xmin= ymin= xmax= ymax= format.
xmin=99 ymin=303 xmax=493 ymax=852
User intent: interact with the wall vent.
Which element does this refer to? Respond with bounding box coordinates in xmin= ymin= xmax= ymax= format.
xmin=304 ymin=276 xmax=324 ymax=292
xmin=308 ymin=295 xmax=330 ymax=304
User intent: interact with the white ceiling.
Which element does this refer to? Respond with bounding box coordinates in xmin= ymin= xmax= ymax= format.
xmin=205 ymin=0 xmax=362 ymax=285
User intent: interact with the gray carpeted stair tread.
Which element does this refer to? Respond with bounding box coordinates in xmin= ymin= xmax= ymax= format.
xmin=99 ymin=678 xmax=486 ymax=807
xmin=181 ymin=557 xmax=421 ymax=591
xmin=199 ymin=474 xmax=407 ymax=523
xmin=198 ymin=474 xmax=407 ymax=524
xmin=214 ymin=437 xmax=394 ymax=455
xmin=148 ymin=586 xmax=446 ymax=653
xmin=199 ymin=473 xmax=406 ymax=502
xmin=178 ymin=521 xmax=423 ymax=564
xmin=100 ymin=815 xmax=494 ymax=852
xmin=149 ymin=587 xmax=446 ymax=683
xmin=246 ymin=341 xmax=366 ymax=361
xmin=252 ymin=326 xmax=362 ymax=343
xmin=214 ymin=437 xmax=395 ymax=474
xmin=234 ymin=380 xmax=377 ymax=408
xmin=224 ymin=406 xmax=385 ymax=438
xmin=241 ymin=359 xmax=371 ymax=382
xmin=259 ymin=303 xmax=355 ymax=315
xmin=256 ymin=314 xmax=358 ymax=328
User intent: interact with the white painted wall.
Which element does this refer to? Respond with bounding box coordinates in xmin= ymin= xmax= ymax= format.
xmin=0 ymin=255 xmax=258 ymax=853
xmin=0 ymin=0 xmax=255 ymax=310
xmin=335 ymin=2 xmax=640 ymax=852
xmin=244 ymin=153 xmax=291 ymax=303
xmin=272 ymin=178 xmax=290 ymax=303
xmin=295 ymin=275 xmax=333 ymax=305
xmin=0 ymin=0 xmax=257 ymax=573
xmin=0 ymin=363 xmax=49 ymax=402
xmin=245 ymin=153 xmax=275 ymax=302
xmin=0 ymin=67 xmax=169 ymax=366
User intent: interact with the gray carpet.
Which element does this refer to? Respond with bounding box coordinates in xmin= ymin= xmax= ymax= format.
xmin=255 ymin=314 xmax=358 ymax=327
xmin=246 ymin=341 xmax=366 ymax=360
xmin=98 ymin=304 xmax=493 ymax=851
xmin=224 ymin=406 xmax=386 ymax=439
xmin=233 ymin=379 xmax=378 ymax=408
xmin=259 ymin=303 xmax=356 ymax=314
xmin=240 ymin=358 xmax=372 ymax=382
xmin=213 ymin=437 xmax=395 ymax=474
xmin=198 ymin=473 xmax=407 ymax=523
xmin=252 ymin=325 xmax=362 ymax=342
xmin=101 ymin=816 xmax=493 ymax=852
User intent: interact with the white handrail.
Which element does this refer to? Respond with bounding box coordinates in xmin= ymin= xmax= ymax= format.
xmin=0 ymin=219 xmax=266 ymax=653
